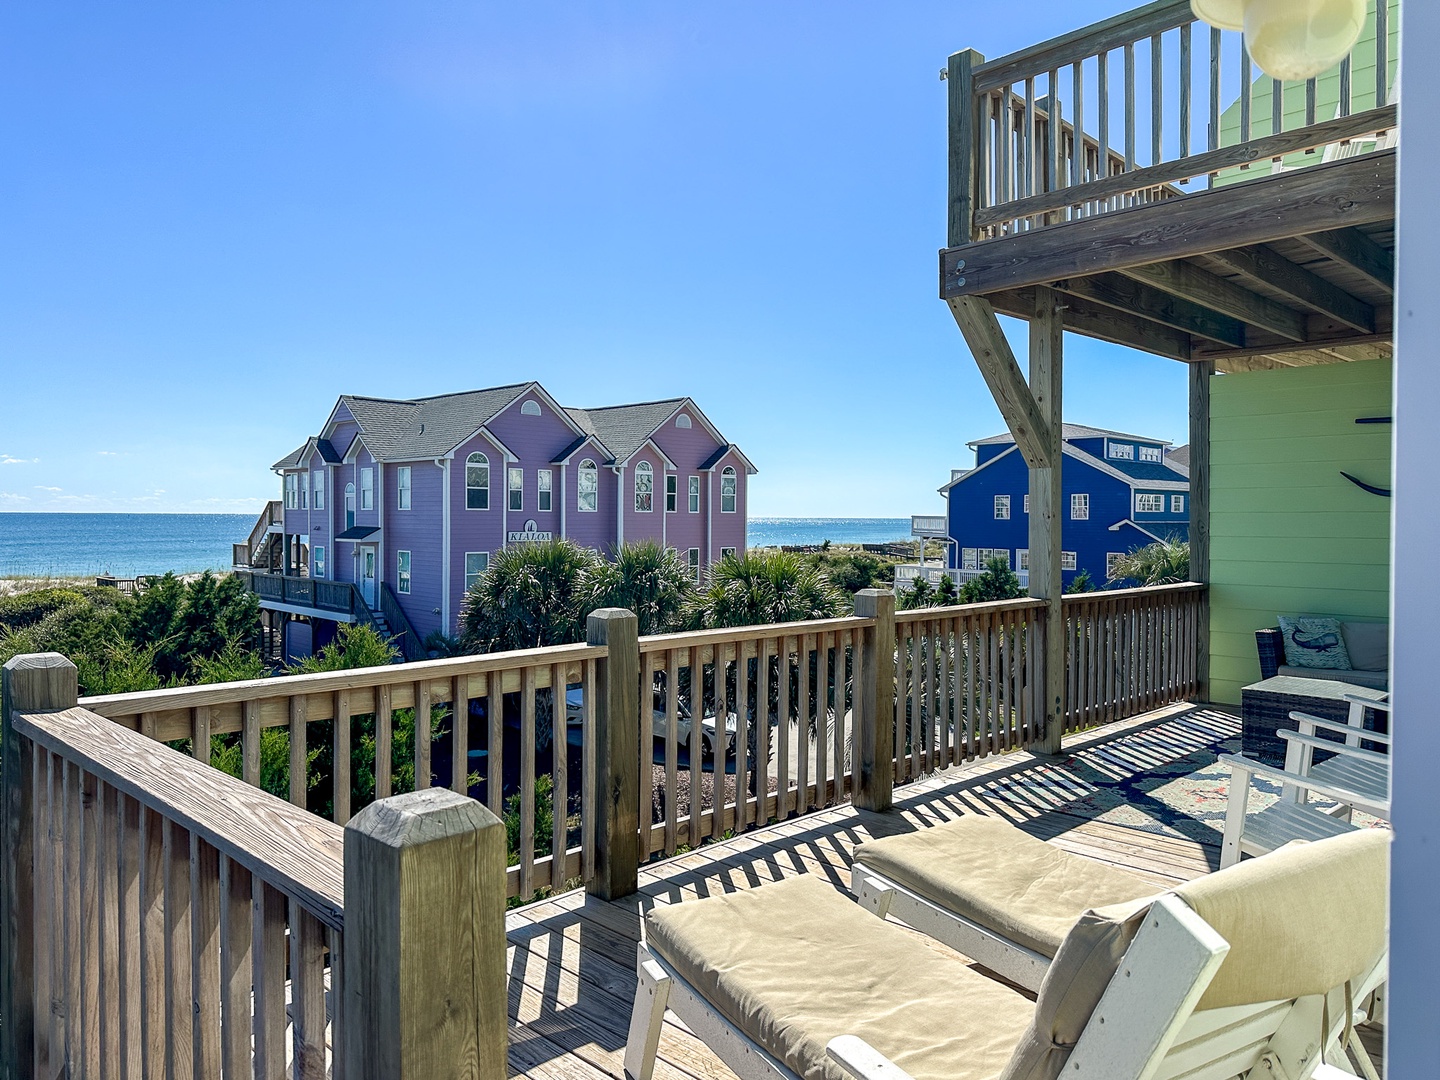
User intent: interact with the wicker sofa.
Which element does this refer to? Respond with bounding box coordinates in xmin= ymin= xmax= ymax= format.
xmin=1256 ymin=620 xmax=1389 ymax=691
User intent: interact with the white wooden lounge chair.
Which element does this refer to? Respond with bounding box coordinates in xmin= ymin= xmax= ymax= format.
xmin=625 ymin=829 xmax=1388 ymax=1080
xmin=847 ymin=815 xmax=1156 ymax=992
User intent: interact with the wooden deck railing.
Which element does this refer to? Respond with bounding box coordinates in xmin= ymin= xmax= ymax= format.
xmin=2 ymin=583 xmax=1206 ymax=1073
xmin=894 ymin=597 xmax=1048 ymax=783
xmin=1061 ymin=582 xmax=1204 ymax=732
xmin=636 ymin=614 xmax=872 ymax=861
xmin=0 ymin=655 xmax=508 ymax=1080
xmin=950 ymin=0 xmax=1396 ymax=242
xmin=79 ymin=642 xmax=606 ymax=901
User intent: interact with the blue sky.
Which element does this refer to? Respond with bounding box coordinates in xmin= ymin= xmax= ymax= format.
xmin=0 ymin=1 xmax=1188 ymax=518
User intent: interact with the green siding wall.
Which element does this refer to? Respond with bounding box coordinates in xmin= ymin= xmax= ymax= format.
xmin=1209 ymin=360 xmax=1392 ymax=705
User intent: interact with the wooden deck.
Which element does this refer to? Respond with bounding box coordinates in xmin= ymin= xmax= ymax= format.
xmin=503 ymin=704 xmax=1224 ymax=1080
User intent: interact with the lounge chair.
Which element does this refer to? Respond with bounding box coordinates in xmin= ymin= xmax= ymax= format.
xmin=848 ymin=815 xmax=1157 ymax=991
xmin=625 ymin=829 xmax=1388 ymax=1080
xmin=1280 ymin=696 xmax=1390 ymax=822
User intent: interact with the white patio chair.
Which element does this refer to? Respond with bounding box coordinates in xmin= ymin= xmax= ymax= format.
xmin=625 ymin=829 xmax=1389 ymax=1080
xmin=1281 ymin=696 xmax=1390 ymax=821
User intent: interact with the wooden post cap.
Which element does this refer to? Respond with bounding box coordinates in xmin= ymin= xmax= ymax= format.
xmin=346 ymin=786 xmax=499 ymax=844
xmin=2 ymin=653 xmax=78 ymax=715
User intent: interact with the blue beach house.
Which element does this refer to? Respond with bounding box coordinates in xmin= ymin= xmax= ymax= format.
xmin=941 ymin=424 xmax=1190 ymax=588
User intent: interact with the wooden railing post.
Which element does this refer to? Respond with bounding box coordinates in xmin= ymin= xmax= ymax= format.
xmin=853 ymin=591 xmax=896 ymax=812
xmin=2 ymin=653 xmax=77 ymax=1080
xmin=343 ymin=788 xmax=507 ymax=1080
xmin=586 ymin=608 xmax=640 ymax=900
xmin=947 ymin=48 xmax=985 ymax=248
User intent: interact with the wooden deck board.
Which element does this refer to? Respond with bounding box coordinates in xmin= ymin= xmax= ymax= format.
xmin=505 ymin=704 xmax=1231 ymax=1079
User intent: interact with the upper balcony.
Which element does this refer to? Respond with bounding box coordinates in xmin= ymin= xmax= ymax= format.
xmin=942 ymin=0 xmax=1397 ymax=373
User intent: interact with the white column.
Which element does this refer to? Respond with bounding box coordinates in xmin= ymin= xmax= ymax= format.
xmin=1388 ymin=1 xmax=1440 ymax=1070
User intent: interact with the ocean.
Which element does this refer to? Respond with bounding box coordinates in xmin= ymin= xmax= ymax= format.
xmin=0 ymin=514 xmax=917 ymax=579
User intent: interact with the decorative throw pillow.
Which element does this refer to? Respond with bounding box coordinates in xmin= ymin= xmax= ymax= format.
xmin=1278 ymin=615 xmax=1352 ymax=670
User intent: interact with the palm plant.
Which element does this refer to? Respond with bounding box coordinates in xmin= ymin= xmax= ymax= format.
xmin=591 ymin=540 xmax=694 ymax=636
xmin=684 ymin=549 xmax=847 ymax=629
xmin=1106 ymin=540 xmax=1190 ymax=586
xmin=458 ymin=539 xmax=604 ymax=652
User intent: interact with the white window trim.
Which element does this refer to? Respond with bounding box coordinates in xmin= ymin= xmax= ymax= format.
xmin=665 ymin=474 xmax=678 ymax=513
xmin=313 ymin=545 xmax=325 ymax=579
xmin=1023 ymin=494 xmax=1029 ymax=514
xmin=720 ymin=466 xmax=737 ymax=513
xmin=397 ymin=550 xmax=412 ymax=594
xmin=1071 ymin=493 xmax=1090 ymax=521
xmin=313 ymin=472 xmax=325 ymax=510
xmin=1139 ymin=446 xmax=1163 ymax=462
xmin=537 ymin=469 xmax=553 ymax=512
xmin=719 ymin=546 xmax=736 ymax=560
xmin=577 ymin=460 xmax=598 ymax=513
xmin=1135 ymin=493 xmax=1165 ymax=514
xmin=360 ymin=467 xmax=374 ymax=511
xmin=961 ymin=547 xmax=979 ymax=571
xmin=466 ymin=452 xmax=490 ymax=511
xmin=1017 ymin=548 xmax=1029 ymax=571
xmin=1108 ymin=441 xmax=1135 ymax=460
xmin=464 ymin=551 xmax=489 ymax=593
xmin=687 ymin=547 xmax=701 ymax=583
xmin=634 ymin=462 xmax=654 ymax=513
xmin=994 ymin=494 xmax=1010 ymax=520
xmin=1061 ymin=551 xmax=1077 ymax=571
xmin=397 ymin=466 xmax=412 ymax=510
xmin=344 ymin=483 xmax=356 ymax=529
xmin=509 ymin=467 xmax=524 ymax=512
xmin=1171 ymin=494 xmax=1185 ymax=513
xmin=688 ymin=475 xmax=700 ymax=513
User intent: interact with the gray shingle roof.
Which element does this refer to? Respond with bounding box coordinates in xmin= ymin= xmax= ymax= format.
xmin=1167 ymin=444 xmax=1191 ymax=469
xmin=271 ymin=442 xmax=310 ymax=470
xmin=565 ymin=399 xmax=686 ymax=463
xmin=969 ymin=423 xmax=1173 ymax=448
xmin=338 ymin=384 xmax=533 ymax=460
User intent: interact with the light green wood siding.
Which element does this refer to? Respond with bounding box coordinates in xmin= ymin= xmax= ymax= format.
xmin=1209 ymin=359 xmax=1392 ymax=705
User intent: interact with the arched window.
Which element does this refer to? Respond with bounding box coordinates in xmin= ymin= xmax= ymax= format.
xmin=634 ymin=461 xmax=653 ymax=512
xmin=577 ymin=459 xmax=598 ymax=513
xmin=520 ymin=399 xmax=542 ymax=416
xmin=466 ymin=452 xmax=489 ymax=510
xmin=344 ymin=482 xmax=356 ymax=530
xmin=720 ymin=466 xmax=737 ymax=513
xmin=675 ymin=413 xmax=692 ymax=429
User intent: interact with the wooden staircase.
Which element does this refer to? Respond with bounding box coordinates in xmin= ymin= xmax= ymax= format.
xmin=233 ymin=500 xmax=284 ymax=569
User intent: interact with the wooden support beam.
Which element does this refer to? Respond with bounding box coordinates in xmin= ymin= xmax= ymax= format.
xmin=1297 ymin=227 xmax=1395 ymax=295
xmin=853 ymin=590 xmax=895 ymax=812
xmin=1193 ymin=329 xmax=1393 ymax=365
xmin=1028 ymin=289 xmax=1066 ymax=755
xmin=1053 ymin=273 xmax=1246 ymax=348
xmin=1188 ymin=362 xmax=1213 ymax=703
xmin=942 ymin=149 xmax=1395 ymax=298
xmin=1120 ymin=260 xmax=1308 ymax=341
xmin=1207 ymin=244 xmax=1376 ymax=333
xmin=992 ymin=288 xmax=1193 ymax=362
xmin=947 ymin=296 xmax=1055 ymax=468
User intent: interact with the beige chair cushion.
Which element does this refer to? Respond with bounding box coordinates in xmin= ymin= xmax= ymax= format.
xmin=1000 ymin=830 xmax=1391 ymax=1080
xmin=853 ymin=816 xmax=1156 ymax=958
xmin=645 ymin=873 xmax=1035 ymax=1080
xmin=1174 ymin=828 xmax=1390 ymax=1009
xmin=998 ymin=896 xmax=1155 ymax=1080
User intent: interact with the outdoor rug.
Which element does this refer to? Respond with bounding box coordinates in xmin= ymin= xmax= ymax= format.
xmin=959 ymin=708 xmax=1385 ymax=845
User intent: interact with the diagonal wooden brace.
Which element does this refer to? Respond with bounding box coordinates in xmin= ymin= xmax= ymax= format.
xmin=947 ymin=296 xmax=1055 ymax=469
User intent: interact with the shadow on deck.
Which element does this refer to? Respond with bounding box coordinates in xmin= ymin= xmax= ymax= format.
xmin=503 ymin=703 xmax=1236 ymax=1080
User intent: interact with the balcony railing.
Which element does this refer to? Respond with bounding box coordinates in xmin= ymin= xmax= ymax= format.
xmin=949 ymin=0 xmax=1397 ymax=244
xmin=1 ymin=581 xmax=1205 ymax=1075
